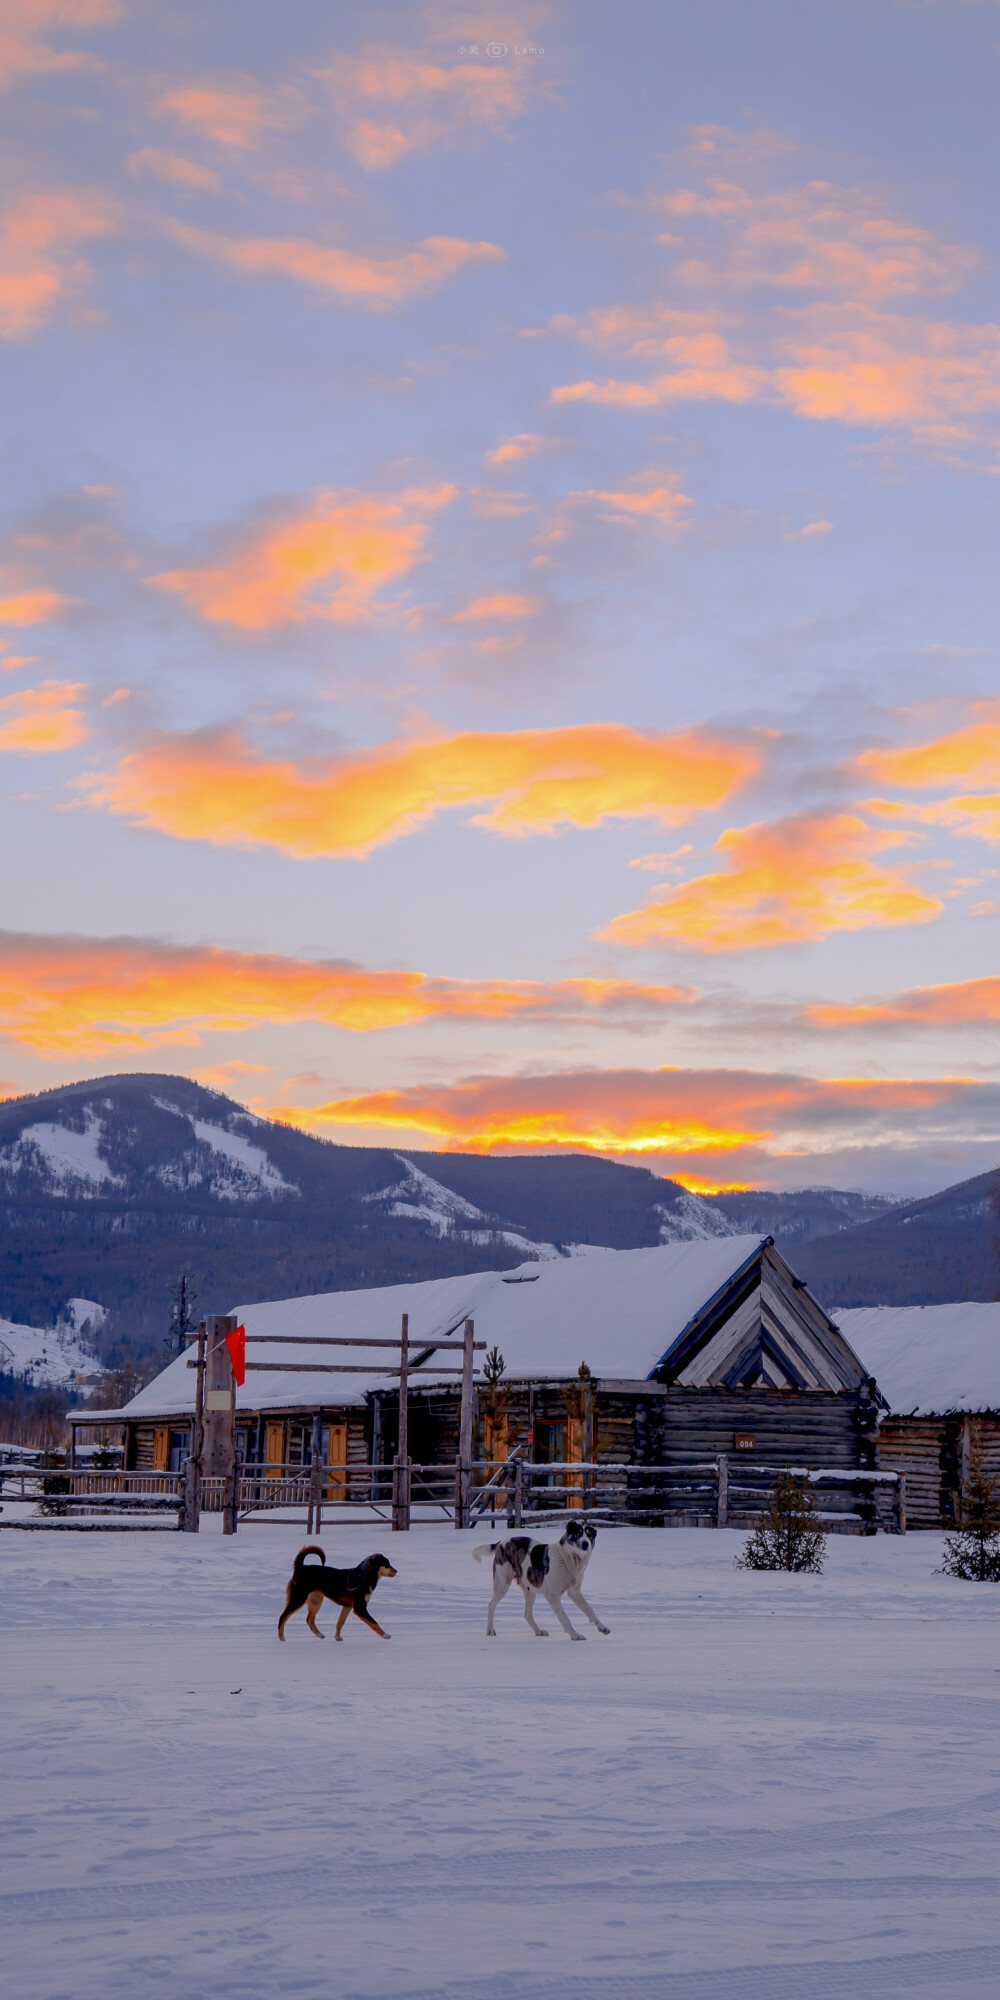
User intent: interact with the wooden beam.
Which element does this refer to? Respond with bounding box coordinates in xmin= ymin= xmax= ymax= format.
xmin=456 ymin=1319 xmax=475 ymax=1530
xmin=242 ymin=1362 xmax=473 ymax=1375
xmin=394 ymin=1314 xmax=410 ymax=1532
xmin=182 ymin=1321 xmax=205 ymax=1534
xmin=240 ymin=1335 xmax=486 ymax=1350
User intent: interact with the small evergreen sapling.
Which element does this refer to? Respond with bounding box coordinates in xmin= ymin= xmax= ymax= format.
xmin=737 ymin=1471 xmax=826 ymax=1573
xmin=938 ymin=1445 xmax=1000 ymax=1582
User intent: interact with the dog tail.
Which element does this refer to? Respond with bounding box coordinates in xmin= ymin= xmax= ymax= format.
xmin=293 ymin=1544 xmax=326 ymax=1576
xmin=472 ymin=1543 xmax=495 ymax=1566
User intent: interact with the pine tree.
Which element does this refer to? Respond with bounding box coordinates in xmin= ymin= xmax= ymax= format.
xmin=166 ymin=1273 xmax=197 ymax=1355
xmin=737 ymin=1471 xmax=826 ymax=1573
xmin=938 ymin=1443 xmax=1000 ymax=1582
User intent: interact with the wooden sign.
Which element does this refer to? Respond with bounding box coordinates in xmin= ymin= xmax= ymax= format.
xmin=733 ymin=1432 xmax=755 ymax=1451
xmin=205 ymin=1389 xmax=232 ymax=1412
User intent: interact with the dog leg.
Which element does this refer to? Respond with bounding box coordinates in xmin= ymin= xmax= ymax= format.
xmin=277 ymin=1588 xmax=305 ymax=1641
xmin=334 ymin=1604 xmax=350 ymax=1641
xmin=568 ymin=1585 xmax=610 ymax=1635
xmin=352 ymin=1605 xmax=391 ymax=1639
xmin=520 ymin=1584 xmax=549 ymax=1636
xmin=486 ymin=1567 xmax=514 ymax=1635
xmin=545 ymin=1587 xmax=585 ymax=1639
xmin=305 ymin=1590 xmax=326 ymax=1639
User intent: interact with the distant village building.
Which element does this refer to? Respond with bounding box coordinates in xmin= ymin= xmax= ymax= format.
xmin=111 ymin=1237 xmax=882 ymax=1501
xmin=837 ymin=1303 xmax=1000 ymax=1528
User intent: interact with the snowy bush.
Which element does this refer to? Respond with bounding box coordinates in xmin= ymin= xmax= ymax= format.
xmin=737 ymin=1472 xmax=826 ymax=1574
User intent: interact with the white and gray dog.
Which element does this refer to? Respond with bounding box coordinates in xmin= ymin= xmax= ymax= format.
xmin=473 ymin=1519 xmax=610 ymax=1640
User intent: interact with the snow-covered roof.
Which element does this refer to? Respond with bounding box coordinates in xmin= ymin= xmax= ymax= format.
xmin=120 ymin=1237 xmax=768 ymax=1418
xmin=837 ymin=1303 xmax=1000 ymax=1416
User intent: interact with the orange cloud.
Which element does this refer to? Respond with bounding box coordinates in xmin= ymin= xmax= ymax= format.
xmin=552 ymin=310 xmax=765 ymax=409
xmin=655 ymin=176 xmax=975 ymax=301
xmin=807 ymin=977 xmax=1000 ymax=1030
xmin=549 ymin=161 xmax=1000 ymax=453
xmin=485 ymin=433 xmax=548 ymax=466
xmin=158 ymin=82 xmax=289 ymax=151
xmin=773 ymin=307 xmax=1000 ymax=444
xmin=127 ymin=149 xmax=222 ymax=193
xmin=0 ymin=930 xmax=695 ymax=1053
xmin=452 ymin=592 xmax=542 ymax=622
xmin=151 ymin=486 xmax=452 ymax=629
xmin=859 ymin=718 xmax=1000 ymax=792
xmin=169 ymin=220 xmax=504 ymax=304
xmin=0 ymin=1 xmax=119 ymax=90
xmin=316 ymin=45 xmax=542 ymax=169
xmin=570 ymin=479 xmax=692 ymax=528
xmin=0 ymin=680 xmax=87 ymax=751
xmin=602 ymin=812 xmax=942 ymax=952
xmin=87 ymin=722 xmax=759 ymax=857
xmin=269 ymin=1063 xmax=997 ymax=1173
xmin=0 ymin=587 xmax=67 ymax=624
xmin=0 ymin=188 xmax=115 ymax=339
xmin=857 ymin=716 xmax=1000 ymax=845
xmin=786 ymin=519 xmax=832 ymax=540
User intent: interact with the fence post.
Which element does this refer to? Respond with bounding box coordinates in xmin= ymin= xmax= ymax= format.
xmin=391 ymin=1315 xmax=410 ymax=1532
xmin=203 ymin=1314 xmax=237 ymax=1531
xmin=896 ymin=1472 xmax=906 ymax=1535
xmin=181 ymin=1321 xmax=205 ymax=1533
xmin=455 ymin=1317 xmax=475 ymax=1529
xmin=716 ymin=1453 xmax=729 ymax=1529
xmin=308 ymin=1412 xmax=323 ymax=1534
xmin=223 ymin=1455 xmax=240 ymax=1536
xmin=513 ymin=1456 xmax=524 ymax=1527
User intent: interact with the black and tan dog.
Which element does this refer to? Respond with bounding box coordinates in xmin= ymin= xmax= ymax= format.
xmin=278 ymin=1545 xmax=397 ymax=1641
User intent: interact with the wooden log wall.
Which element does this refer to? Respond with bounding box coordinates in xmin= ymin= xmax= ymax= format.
xmin=878 ymin=1414 xmax=1000 ymax=1528
xmin=600 ymin=1385 xmax=872 ymax=1471
xmin=372 ymin=1381 xmax=874 ymax=1487
xmin=130 ymin=1426 xmax=155 ymax=1471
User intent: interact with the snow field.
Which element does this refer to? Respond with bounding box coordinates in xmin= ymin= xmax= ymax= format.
xmin=2 ymin=1522 xmax=1000 ymax=2000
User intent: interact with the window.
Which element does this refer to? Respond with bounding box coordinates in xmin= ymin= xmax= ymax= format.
xmin=168 ymin=1430 xmax=191 ymax=1473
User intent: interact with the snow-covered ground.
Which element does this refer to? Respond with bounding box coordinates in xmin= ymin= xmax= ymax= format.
xmin=2 ymin=1520 xmax=999 ymax=2000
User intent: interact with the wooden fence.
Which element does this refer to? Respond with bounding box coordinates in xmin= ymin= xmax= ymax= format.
xmin=0 ymin=1454 xmax=904 ymax=1534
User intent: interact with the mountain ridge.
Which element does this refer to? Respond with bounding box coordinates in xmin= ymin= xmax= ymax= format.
xmin=0 ymin=1072 xmax=994 ymax=1351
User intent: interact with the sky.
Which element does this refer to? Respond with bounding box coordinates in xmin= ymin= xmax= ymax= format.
xmin=2 ymin=0 xmax=1000 ymax=1195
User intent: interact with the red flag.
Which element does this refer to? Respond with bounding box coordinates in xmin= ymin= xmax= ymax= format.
xmin=226 ymin=1323 xmax=246 ymax=1388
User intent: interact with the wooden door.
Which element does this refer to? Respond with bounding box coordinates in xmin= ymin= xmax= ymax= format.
xmin=152 ymin=1427 xmax=169 ymax=1473
xmin=483 ymin=1411 xmax=508 ymax=1467
xmin=326 ymin=1421 xmax=348 ymax=1499
xmin=264 ymin=1420 xmax=285 ymax=1477
xmin=565 ymin=1416 xmax=584 ymax=1508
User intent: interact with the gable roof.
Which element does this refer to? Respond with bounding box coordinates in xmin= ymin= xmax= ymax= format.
xmin=656 ymin=1242 xmax=869 ymax=1392
xmin=837 ymin=1302 xmax=1000 ymax=1416
xmin=120 ymin=1237 xmax=780 ymax=1418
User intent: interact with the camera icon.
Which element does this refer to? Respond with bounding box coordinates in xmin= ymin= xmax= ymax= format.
xmin=486 ymin=42 xmax=508 ymax=58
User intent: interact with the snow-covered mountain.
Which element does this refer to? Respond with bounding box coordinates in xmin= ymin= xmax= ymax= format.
xmin=0 ymin=1306 xmax=104 ymax=1389
xmin=0 ymin=1097 xmax=297 ymax=1204
xmin=362 ymin=1156 xmax=563 ymax=1258
xmin=0 ymin=1070 xmax=988 ymax=1347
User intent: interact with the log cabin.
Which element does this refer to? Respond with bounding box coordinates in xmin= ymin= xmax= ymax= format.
xmin=838 ymin=1302 xmax=1000 ymax=1528
xmin=104 ymin=1236 xmax=883 ymax=1511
